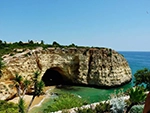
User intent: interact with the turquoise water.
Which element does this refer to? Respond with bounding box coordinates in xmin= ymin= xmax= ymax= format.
xmin=52 ymin=51 xmax=150 ymax=103
xmin=53 ymin=83 xmax=131 ymax=103
xmin=31 ymin=51 xmax=150 ymax=112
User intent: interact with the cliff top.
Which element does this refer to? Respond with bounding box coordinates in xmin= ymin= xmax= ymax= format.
xmin=0 ymin=40 xmax=112 ymax=58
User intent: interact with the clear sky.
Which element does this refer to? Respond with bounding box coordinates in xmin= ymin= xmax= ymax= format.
xmin=0 ymin=0 xmax=150 ymax=51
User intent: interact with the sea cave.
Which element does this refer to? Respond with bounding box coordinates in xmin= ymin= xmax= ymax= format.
xmin=42 ymin=67 xmax=69 ymax=86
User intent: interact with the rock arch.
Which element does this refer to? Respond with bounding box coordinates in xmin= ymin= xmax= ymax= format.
xmin=42 ymin=67 xmax=70 ymax=86
xmin=2 ymin=47 xmax=132 ymax=88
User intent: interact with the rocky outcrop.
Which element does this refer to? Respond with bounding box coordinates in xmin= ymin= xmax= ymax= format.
xmin=0 ymin=47 xmax=132 ymax=100
xmin=1 ymin=47 xmax=131 ymax=87
xmin=0 ymin=81 xmax=16 ymax=100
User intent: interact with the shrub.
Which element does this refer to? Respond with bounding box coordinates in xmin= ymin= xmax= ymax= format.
xmin=0 ymin=100 xmax=18 ymax=113
xmin=0 ymin=108 xmax=18 ymax=113
xmin=95 ymin=101 xmax=111 ymax=113
xmin=0 ymin=58 xmax=5 ymax=78
xmin=107 ymin=49 xmax=112 ymax=57
xmin=43 ymin=93 xmax=88 ymax=112
xmin=134 ymin=68 xmax=150 ymax=90
xmin=129 ymin=105 xmax=144 ymax=113
xmin=77 ymin=107 xmax=96 ymax=113
xmin=126 ymin=86 xmax=146 ymax=113
xmin=76 ymin=101 xmax=111 ymax=113
xmin=110 ymin=96 xmax=126 ymax=113
xmin=110 ymin=89 xmax=126 ymax=113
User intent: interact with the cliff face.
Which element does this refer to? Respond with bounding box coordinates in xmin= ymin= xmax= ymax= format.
xmin=1 ymin=47 xmax=131 ymax=87
xmin=0 ymin=47 xmax=132 ymax=100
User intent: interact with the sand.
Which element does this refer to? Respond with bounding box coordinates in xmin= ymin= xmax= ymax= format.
xmin=8 ymin=86 xmax=55 ymax=110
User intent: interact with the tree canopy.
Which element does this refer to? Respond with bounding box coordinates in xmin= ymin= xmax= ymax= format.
xmin=134 ymin=68 xmax=150 ymax=90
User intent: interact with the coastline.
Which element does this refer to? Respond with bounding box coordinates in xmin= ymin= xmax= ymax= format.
xmin=29 ymin=86 xmax=55 ymax=110
xmin=8 ymin=86 xmax=55 ymax=111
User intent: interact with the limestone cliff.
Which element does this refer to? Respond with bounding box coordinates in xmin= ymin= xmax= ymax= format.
xmin=0 ymin=47 xmax=132 ymax=100
xmin=1 ymin=47 xmax=131 ymax=87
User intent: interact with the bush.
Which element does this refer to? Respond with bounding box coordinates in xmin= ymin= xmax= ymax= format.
xmin=110 ymin=96 xmax=126 ymax=113
xmin=125 ymin=86 xmax=146 ymax=113
xmin=0 ymin=100 xmax=18 ymax=113
xmin=134 ymin=68 xmax=150 ymax=90
xmin=129 ymin=105 xmax=144 ymax=113
xmin=0 ymin=58 xmax=5 ymax=78
xmin=95 ymin=101 xmax=111 ymax=113
xmin=77 ymin=108 xmax=96 ymax=113
xmin=76 ymin=101 xmax=111 ymax=113
xmin=110 ymin=89 xmax=126 ymax=113
xmin=43 ymin=93 xmax=88 ymax=112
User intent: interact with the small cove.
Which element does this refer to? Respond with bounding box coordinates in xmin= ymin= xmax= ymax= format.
xmin=30 ymin=51 xmax=150 ymax=112
xmin=53 ymin=83 xmax=132 ymax=103
xmin=29 ymin=82 xmax=132 ymax=113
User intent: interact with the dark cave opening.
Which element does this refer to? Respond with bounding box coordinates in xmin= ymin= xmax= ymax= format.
xmin=42 ymin=68 xmax=66 ymax=86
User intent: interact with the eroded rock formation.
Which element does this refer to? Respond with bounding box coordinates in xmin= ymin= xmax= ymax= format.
xmin=0 ymin=47 xmax=132 ymax=100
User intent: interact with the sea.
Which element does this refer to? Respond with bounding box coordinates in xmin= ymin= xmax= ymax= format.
xmin=30 ymin=51 xmax=150 ymax=112
xmin=52 ymin=51 xmax=150 ymax=102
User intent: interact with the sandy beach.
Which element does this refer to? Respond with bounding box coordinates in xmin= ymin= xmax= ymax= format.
xmin=9 ymin=86 xmax=55 ymax=110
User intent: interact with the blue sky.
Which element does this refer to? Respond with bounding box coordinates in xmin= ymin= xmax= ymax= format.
xmin=0 ymin=0 xmax=150 ymax=51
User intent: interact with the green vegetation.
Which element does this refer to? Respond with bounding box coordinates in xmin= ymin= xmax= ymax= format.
xmin=77 ymin=107 xmax=96 ymax=113
xmin=129 ymin=105 xmax=144 ymax=113
xmin=123 ymin=68 xmax=150 ymax=113
xmin=52 ymin=41 xmax=62 ymax=47
xmin=0 ymin=40 xmax=107 ymax=58
xmin=107 ymin=48 xmax=112 ymax=57
xmin=0 ymin=100 xmax=18 ymax=113
xmin=0 ymin=40 xmax=67 ymax=57
xmin=43 ymin=93 xmax=88 ymax=113
xmin=18 ymin=98 xmax=25 ymax=113
xmin=134 ymin=68 xmax=150 ymax=90
xmin=0 ymin=58 xmax=5 ymax=78
xmin=12 ymin=71 xmax=45 ymax=113
xmin=0 ymin=40 xmax=50 ymax=57
xmin=110 ymin=89 xmax=126 ymax=113
xmin=133 ymin=68 xmax=150 ymax=113
xmin=26 ymin=71 xmax=45 ymax=113
xmin=13 ymin=73 xmax=29 ymax=113
xmin=0 ymin=40 xmax=149 ymax=112
xmin=95 ymin=101 xmax=111 ymax=113
xmin=76 ymin=102 xmax=111 ymax=113
xmin=125 ymin=86 xmax=146 ymax=113
xmin=1 ymin=68 xmax=148 ymax=113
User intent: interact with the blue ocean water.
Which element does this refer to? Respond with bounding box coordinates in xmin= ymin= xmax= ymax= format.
xmin=61 ymin=51 xmax=150 ymax=102
xmin=119 ymin=51 xmax=150 ymax=74
xmin=31 ymin=51 xmax=150 ymax=112
xmin=53 ymin=51 xmax=150 ymax=103
xmin=119 ymin=51 xmax=150 ymax=85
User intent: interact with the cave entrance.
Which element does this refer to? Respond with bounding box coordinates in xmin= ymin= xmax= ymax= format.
xmin=42 ymin=68 xmax=67 ymax=86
